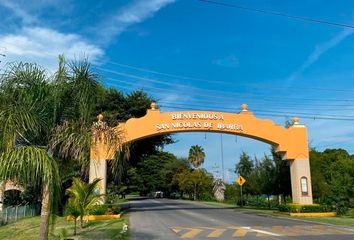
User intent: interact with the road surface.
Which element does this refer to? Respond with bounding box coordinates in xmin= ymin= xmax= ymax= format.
xmin=129 ymin=199 xmax=354 ymax=240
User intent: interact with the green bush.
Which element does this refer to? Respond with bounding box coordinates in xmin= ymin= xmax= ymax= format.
xmin=112 ymin=205 xmax=121 ymax=214
xmin=278 ymin=203 xmax=332 ymax=213
xmin=224 ymin=184 xmax=239 ymax=203
xmin=300 ymin=205 xmax=328 ymax=213
xmin=335 ymin=201 xmax=349 ymax=215
xmin=199 ymin=191 xmax=215 ymax=201
xmin=90 ymin=205 xmax=108 ymax=215
xmin=346 ymin=208 xmax=354 ymax=217
xmin=246 ymin=195 xmax=279 ymax=209
xmin=278 ymin=204 xmax=291 ymax=212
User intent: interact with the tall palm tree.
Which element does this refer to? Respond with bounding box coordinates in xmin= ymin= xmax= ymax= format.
xmin=188 ymin=145 xmax=206 ymax=169
xmin=0 ymin=63 xmax=60 ymax=240
xmin=0 ymin=57 xmax=126 ymax=240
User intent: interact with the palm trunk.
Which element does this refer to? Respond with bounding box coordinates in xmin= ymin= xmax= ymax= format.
xmin=80 ymin=216 xmax=84 ymax=228
xmin=267 ymin=195 xmax=270 ymax=209
xmin=74 ymin=219 xmax=77 ymax=235
xmin=39 ymin=184 xmax=50 ymax=240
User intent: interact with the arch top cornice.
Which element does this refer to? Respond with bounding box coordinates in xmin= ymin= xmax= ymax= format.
xmin=113 ymin=106 xmax=309 ymax=160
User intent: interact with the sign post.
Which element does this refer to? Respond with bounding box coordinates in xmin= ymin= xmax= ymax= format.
xmin=236 ymin=176 xmax=246 ymax=207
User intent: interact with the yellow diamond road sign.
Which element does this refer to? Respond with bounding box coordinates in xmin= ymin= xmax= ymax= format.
xmin=236 ymin=176 xmax=246 ymax=186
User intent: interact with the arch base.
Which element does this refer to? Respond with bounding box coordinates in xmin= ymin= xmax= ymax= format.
xmin=290 ymin=158 xmax=313 ymax=204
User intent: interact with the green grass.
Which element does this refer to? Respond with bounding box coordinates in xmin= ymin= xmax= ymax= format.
xmin=0 ymin=214 xmax=129 ymax=240
xmin=192 ymin=200 xmax=354 ymax=228
xmin=295 ymin=216 xmax=354 ymax=228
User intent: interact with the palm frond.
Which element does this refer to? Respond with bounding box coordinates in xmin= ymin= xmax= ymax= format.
xmin=50 ymin=121 xmax=91 ymax=165
xmin=0 ymin=146 xmax=60 ymax=208
xmin=68 ymin=58 xmax=100 ymax=124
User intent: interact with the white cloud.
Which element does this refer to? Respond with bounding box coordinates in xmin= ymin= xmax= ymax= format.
xmin=286 ymin=28 xmax=354 ymax=87
xmin=96 ymin=0 xmax=175 ymax=44
xmin=0 ymin=27 xmax=103 ymax=72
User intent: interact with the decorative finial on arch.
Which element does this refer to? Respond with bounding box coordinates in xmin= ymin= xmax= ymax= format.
xmin=97 ymin=113 xmax=104 ymax=122
xmin=150 ymin=102 xmax=157 ymax=110
xmin=241 ymin=103 xmax=248 ymax=111
xmin=293 ymin=117 xmax=299 ymax=125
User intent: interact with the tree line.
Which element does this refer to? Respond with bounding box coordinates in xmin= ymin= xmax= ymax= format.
xmin=233 ymin=148 xmax=354 ymax=212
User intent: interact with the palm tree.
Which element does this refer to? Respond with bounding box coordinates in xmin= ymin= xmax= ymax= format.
xmin=188 ymin=145 xmax=206 ymax=200
xmin=65 ymin=200 xmax=81 ymax=235
xmin=0 ymin=63 xmax=61 ymax=240
xmin=0 ymin=57 xmax=126 ymax=240
xmin=66 ymin=178 xmax=103 ymax=228
xmin=188 ymin=145 xmax=206 ymax=169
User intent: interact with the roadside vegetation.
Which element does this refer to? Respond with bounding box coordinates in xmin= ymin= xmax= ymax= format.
xmin=0 ymin=215 xmax=129 ymax=240
xmin=0 ymin=56 xmax=171 ymax=239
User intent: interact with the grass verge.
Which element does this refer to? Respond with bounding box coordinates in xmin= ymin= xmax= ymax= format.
xmin=192 ymin=200 xmax=354 ymax=228
xmin=0 ymin=214 xmax=129 ymax=240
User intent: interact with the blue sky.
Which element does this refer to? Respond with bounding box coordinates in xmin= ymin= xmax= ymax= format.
xmin=1 ymin=0 xmax=354 ymax=182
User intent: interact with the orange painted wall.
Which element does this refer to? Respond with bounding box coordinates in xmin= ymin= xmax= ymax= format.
xmin=112 ymin=108 xmax=308 ymax=160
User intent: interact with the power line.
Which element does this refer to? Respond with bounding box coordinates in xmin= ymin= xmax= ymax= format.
xmin=108 ymin=82 xmax=340 ymax=109
xmin=96 ymin=61 xmax=354 ymax=93
xmin=98 ymin=79 xmax=354 ymax=121
xmin=99 ymin=78 xmax=354 ymax=111
xmin=96 ymin=67 xmax=354 ymax=103
xmin=158 ymin=101 xmax=354 ymax=119
xmin=198 ymin=0 xmax=354 ymax=29
xmin=159 ymin=104 xmax=354 ymax=122
xmin=102 ymin=61 xmax=226 ymax=85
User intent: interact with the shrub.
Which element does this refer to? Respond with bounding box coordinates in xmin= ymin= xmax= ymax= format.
xmin=278 ymin=204 xmax=291 ymax=212
xmin=335 ymin=201 xmax=349 ymax=215
xmin=112 ymin=205 xmax=121 ymax=214
xmin=90 ymin=205 xmax=108 ymax=215
xmin=199 ymin=191 xmax=215 ymax=201
xmin=300 ymin=205 xmax=328 ymax=213
xmin=278 ymin=203 xmax=331 ymax=213
xmin=224 ymin=184 xmax=238 ymax=203
xmin=346 ymin=208 xmax=354 ymax=217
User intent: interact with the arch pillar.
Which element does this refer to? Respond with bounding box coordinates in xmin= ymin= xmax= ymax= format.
xmin=288 ymin=119 xmax=313 ymax=204
xmin=89 ymin=159 xmax=107 ymax=196
xmin=290 ymin=158 xmax=313 ymax=204
xmin=88 ymin=115 xmax=112 ymax=199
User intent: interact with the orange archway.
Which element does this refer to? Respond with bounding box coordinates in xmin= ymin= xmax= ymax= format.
xmin=90 ymin=103 xmax=313 ymax=204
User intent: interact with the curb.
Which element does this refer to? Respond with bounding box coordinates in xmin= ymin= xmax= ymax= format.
xmin=290 ymin=212 xmax=337 ymax=217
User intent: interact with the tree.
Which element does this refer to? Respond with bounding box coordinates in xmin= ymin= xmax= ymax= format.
xmin=0 ymin=63 xmax=61 ymax=240
xmin=235 ymin=152 xmax=254 ymax=178
xmin=188 ymin=145 xmax=205 ymax=169
xmin=66 ymin=178 xmax=103 ymax=228
xmin=96 ymin=88 xmax=174 ymax=167
xmin=259 ymin=155 xmax=276 ymax=208
xmin=235 ymin=152 xmax=254 ymax=195
xmin=178 ymin=169 xmax=213 ymax=200
xmin=136 ymin=151 xmax=176 ymax=194
xmin=161 ymin=157 xmax=190 ymax=196
xmin=309 ymin=148 xmax=354 ymax=210
xmin=271 ymin=147 xmax=291 ymax=202
xmin=65 ymin=200 xmax=81 ymax=235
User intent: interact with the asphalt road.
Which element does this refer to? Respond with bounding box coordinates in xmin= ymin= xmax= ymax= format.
xmin=129 ymin=198 xmax=354 ymax=240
